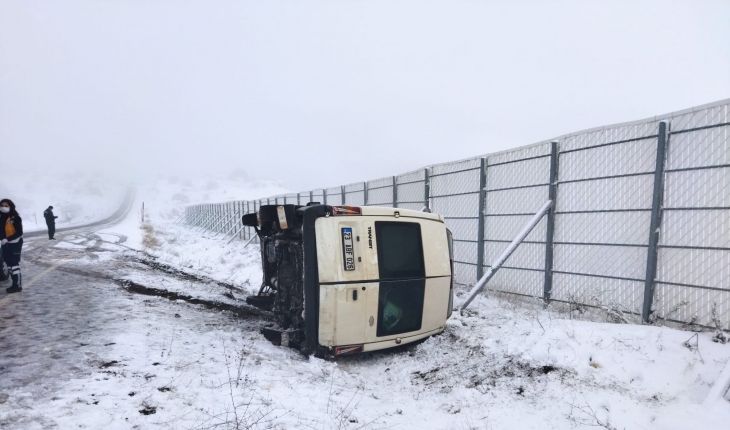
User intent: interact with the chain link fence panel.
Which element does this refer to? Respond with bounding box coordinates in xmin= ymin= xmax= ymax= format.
xmin=655 ymin=101 xmax=730 ymax=328
xmin=366 ymin=177 xmax=395 ymax=207
xmin=344 ymin=182 xmax=365 ymax=206
xmin=312 ymin=189 xmax=324 ymax=205
xmin=551 ymin=118 xmax=661 ymax=315
xmin=430 ymin=158 xmax=483 ymax=285
xmin=396 ymin=168 xmax=428 ymax=211
xmin=324 ymin=186 xmax=343 ymax=206
xmin=484 ymin=142 xmax=552 ymax=298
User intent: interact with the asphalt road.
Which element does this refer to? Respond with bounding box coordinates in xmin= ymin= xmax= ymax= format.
xmin=0 ymin=190 xmax=136 ymax=428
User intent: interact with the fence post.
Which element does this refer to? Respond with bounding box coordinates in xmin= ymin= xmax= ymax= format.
xmin=227 ymin=203 xmax=230 ymax=233
xmin=424 ymin=168 xmax=430 ymax=210
xmin=237 ymin=202 xmax=242 ymax=240
xmin=244 ymin=201 xmax=249 ymax=239
xmin=544 ymin=141 xmax=559 ymax=302
xmin=476 ymin=158 xmax=487 ymax=281
xmin=223 ymin=203 xmax=228 ymax=234
xmin=241 ymin=202 xmax=246 ymax=240
xmin=363 ymin=181 xmax=368 ymax=206
xmin=643 ymin=120 xmax=668 ymax=323
xmin=393 ymin=176 xmax=398 ymax=208
xmin=323 ymin=189 xmax=327 ymax=205
xmin=310 ymin=190 xmax=313 ymax=204
xmin=341 ymin=185 xmax=346 ymax=205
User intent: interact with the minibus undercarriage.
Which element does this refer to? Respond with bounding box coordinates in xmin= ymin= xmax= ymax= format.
xmin=243 ymin=205 xmax=311 ymax=352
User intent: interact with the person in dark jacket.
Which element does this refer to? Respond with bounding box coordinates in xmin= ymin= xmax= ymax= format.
xmin=44 ymin=205 xmax=58 ymax=240
xmin=0 ymin=199 xmax=23 ymax=293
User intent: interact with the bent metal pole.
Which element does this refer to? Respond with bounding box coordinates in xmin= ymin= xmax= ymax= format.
xmin=460 ymin=199 xmax=553 ymax=313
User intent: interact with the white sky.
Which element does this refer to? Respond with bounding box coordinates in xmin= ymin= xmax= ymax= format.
xmin=1 ymin=1 xmax=728 ymax=191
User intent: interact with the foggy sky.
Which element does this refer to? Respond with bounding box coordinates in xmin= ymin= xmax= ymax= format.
xmin=1 ymin=1 xmax=729 ymax=192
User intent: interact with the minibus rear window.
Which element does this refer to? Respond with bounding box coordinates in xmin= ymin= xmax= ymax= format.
xmin=377 ymin=279 xmax=425 ymax=337
xmin=374 ymin=222 xmax=425 ymax=279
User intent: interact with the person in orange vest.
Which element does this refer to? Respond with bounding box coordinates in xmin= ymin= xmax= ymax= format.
xmin=0 ymin=199 xmax=23 ymax=293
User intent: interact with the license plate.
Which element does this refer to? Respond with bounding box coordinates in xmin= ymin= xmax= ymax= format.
xmin=341 ymin=228 xmax=356 ymax=271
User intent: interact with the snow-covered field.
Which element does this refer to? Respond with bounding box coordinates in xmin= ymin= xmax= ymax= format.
xmin=107 ymin=222 xmax=730 ymax=429
xmin=1 ymin=176 xmax=729 ymax=430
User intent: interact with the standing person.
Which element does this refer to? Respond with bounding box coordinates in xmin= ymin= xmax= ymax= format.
xmin=43 ymin=205 xmax=58 ymax=240
xmin=0 ymin=199 xmax=23 ymax=293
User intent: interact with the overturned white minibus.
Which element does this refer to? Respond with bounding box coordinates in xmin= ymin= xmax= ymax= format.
xmin=242 ymin=204 xmax=454 ymax=358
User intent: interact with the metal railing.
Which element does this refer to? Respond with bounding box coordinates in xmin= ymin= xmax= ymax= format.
xmin=180 ymin=99 xmax=730 ymax=329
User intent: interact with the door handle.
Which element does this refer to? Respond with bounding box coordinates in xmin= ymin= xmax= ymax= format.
xmin=352 ymin=289 xmax=358 ymax=301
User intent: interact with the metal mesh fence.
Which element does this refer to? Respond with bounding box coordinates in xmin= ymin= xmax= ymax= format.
xmin=430 ymin=158 xmax=483 ymax=284
xmin=396 ymin=168 xmax=428 ymax=211
xmin=484 ymin=142 xmax=552 ymax=298
xmin=655 ymin=105 xmax=730 ymax=327
xmin=366 ymin=176 xmax=395 ymax=207
xmin=285 ymin=193 xmax=297 ymax=205
xmin=344 ymin=182 xmax=365 ymax=206
xmin=551 ymin=121 xmax=660 ymax=315
xmin=182 ymin=99 xmax=730 ymax=329
xmin=312 ymin=189 xmax=324 ymax=205
xmin=324 ymin=186 xmax=343 ymax=206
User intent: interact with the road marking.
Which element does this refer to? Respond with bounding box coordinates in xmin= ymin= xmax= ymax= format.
xmin=24 ymin=260 xmax=65 ymax=289
xmin=0 ymin=260 xmax=65 ymax=308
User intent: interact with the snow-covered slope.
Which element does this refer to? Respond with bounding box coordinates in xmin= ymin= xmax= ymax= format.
xmin=89 ymin=175 xmax=730 ymax=429
xmin=102 ymin=172 xmax=288 ymax=252
xmin=131 ymin=171 xmax=289 ymax=224
xmin=6 ymin=172 xmax=727 ymax=429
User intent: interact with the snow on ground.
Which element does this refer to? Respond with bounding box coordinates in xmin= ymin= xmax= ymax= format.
xmin=107 ymin=172 xmax=288 ymax=251
xmin=95 ymin=186 xmax=730 ymax=429
xmin=25 ymin=236 xmax=730 ymax=429
xmin=2 ymin=175 xmax=729 ymax=429
xmin=0 ymin=168 xmax=127 ymax=232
